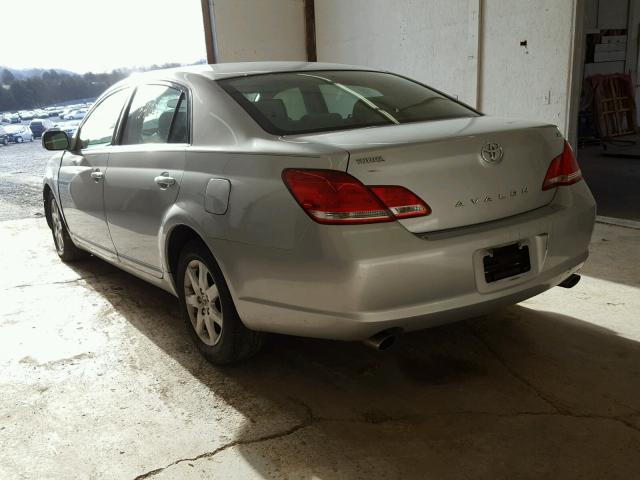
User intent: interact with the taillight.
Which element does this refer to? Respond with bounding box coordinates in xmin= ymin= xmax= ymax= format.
xmin=542 ymin=141 xmax=582 ymax=190
xmin=282 ymin=169 xmax=430 ymax=224
xmin=369 ymin=186 xmax=431 ymax=218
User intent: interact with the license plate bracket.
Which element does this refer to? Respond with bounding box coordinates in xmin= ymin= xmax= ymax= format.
xmin=483 ymin=243 xmax=531 ymax=283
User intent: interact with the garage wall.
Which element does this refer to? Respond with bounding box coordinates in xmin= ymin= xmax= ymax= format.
xmin=213 ymin=0 xmax=307 ymax=62
xmin=315 ymin=0 xmax=581 ymax=137
xmin=479 ymin=0 xmax=578 ymax=132
xmin=315 ymin=0 xmax=476 ymax=105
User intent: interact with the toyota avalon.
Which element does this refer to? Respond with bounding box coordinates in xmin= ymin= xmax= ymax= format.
xmin=41 ymin=62 xmax=596 ymax=364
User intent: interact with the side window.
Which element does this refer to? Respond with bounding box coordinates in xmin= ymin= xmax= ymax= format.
xmin=169 ymin=96 xmax=188 ymax=143
xmin=121 ymin=85 xmax=185 ymax=145
xmin=78 ymin=88 xmax=130 ymax=149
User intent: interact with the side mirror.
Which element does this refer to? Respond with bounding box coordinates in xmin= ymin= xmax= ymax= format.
xmin=42 ymin=129 xmax=70 ymax=151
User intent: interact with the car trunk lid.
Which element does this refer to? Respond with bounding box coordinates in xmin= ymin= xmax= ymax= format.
xmin=289 ymin=116 xmax=563 ymax=233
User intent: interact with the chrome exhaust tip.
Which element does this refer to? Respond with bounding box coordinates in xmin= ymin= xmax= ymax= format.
xmin=363 ymin=329 xmax=399 ymax=351
xmin=558 ymin=273 xmax=581 ymax=289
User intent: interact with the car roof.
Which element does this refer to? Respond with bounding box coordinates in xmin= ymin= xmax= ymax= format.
xmin=136 ymin=62 xmax=374 ymax=80
xmin=101 ymin=62 xmax=383 ymax=100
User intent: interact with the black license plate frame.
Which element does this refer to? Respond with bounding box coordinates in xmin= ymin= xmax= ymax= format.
xmin=483 ymin=242 xmax=531 ymax=283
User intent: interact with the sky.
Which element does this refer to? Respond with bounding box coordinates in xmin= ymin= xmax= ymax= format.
xmin=4 ymin=0 xmax=207 ymax=73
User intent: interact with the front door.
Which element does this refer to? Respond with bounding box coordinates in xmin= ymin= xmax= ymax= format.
xmin=104 ymin=83 xmax=188 ymax=277
xmin=58 ymin=88 xmax=131 ymax=254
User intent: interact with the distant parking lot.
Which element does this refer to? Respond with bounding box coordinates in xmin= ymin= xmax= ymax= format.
xmin=0 ymin=119 xmax=79 ymax=221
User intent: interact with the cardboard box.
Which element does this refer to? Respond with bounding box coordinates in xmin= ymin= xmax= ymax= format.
xmin=594 ymin=50 xmax=627 ymax=62
xmin=601 ymin=35 xmax=627 ymax=45
xmin=595 ymin=43 xmax=626 ymax=53
xmin=584 ymin=61 xmax=625 ymax=77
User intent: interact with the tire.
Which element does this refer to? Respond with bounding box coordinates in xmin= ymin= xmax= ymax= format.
xmin=1 ymin=138 xmax=7 ymax=146
xmin=16 ymin=136 xmax=23 ymax=143
xmin=49 ymin=195 xmax=86 ymax=262
xmin=177 ymin=240 xmax=264 ymax=365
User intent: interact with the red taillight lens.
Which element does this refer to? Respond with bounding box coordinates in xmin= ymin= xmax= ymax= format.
xmin=282 ymin=169 xmax=393 ymax=224
xmin=542 ymin=141 xmax=582 ymax=191
xmin=282 ymin=169 xmax=431 ymax=224
xmin=369 ymin=186 xmax=431 ymax=218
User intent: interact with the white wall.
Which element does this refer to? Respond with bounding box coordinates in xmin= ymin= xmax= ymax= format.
xmin=479 ymin=0 xmax=577 ymax=132
xmin=213 ymin=0 xmax=307 ymax=62
xmin=315 ymin=0 xmax=580 ymax=137
xmin=315 ymin=0 xmax=476 ymax=105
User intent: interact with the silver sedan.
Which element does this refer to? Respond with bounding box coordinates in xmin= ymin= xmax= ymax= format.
xmin=5 ymin=124 xmax=34 ymax=143
xmin=42 ymin=62 xmax=596 ymax=364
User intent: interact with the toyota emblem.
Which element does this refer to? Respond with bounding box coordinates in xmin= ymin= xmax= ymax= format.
xmin=480 ymin=142 xmax=504 ymax=166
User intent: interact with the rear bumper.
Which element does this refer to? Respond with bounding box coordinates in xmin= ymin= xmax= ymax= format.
xmin=218 ymin=182 xmax=596 ymax=340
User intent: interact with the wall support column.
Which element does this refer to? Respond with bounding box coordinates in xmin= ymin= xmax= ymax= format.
xmin=566 ymin=0 xmax=585 ymax=148
xmin=466 ymin=0 xmax=484 ymax=110
xmin=305 ymin=0 xmax=317 ymax=62
xmin=201 ymin=0 xmax=219 ymax=64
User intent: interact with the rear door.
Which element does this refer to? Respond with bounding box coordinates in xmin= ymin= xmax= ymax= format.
xmin=104 ymin=82 xmax=188 ymax=278
xmin=57 ymin=88 xmax=131 ymax=254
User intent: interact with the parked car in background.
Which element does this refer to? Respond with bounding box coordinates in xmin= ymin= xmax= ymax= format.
xmin=29 ymin=119 xmax=54 ymax=139
xmin=0 ymin=126 xmax=9 ymax=145
xmin=63 ymin=109 xmax=87 ymax=120
xmin=2 ymin=113 xmax=21 ymax=124
xmin=5 ymin=124 xmax=33 ymax=143
xmin=52 ymin=120 xmax=80 ymax=138
xmin=18 ymin=111 xmax=35 ymax=121
xmin=41 ymin=63 xmax=596 ymax=365
xmin=46 ymin=107 xmax=61 ymax=117
xmin=35 ymin=110 xmax=50 ymax=119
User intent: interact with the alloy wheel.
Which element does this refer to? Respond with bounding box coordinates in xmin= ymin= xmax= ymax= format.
xmin=183 ymin=259 xmax=223 ymax=346
xmin=50 ymin=198 xmax=65 ymax=254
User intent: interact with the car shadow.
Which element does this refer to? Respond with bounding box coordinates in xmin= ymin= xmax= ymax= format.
xmin=67 ymin=257 xmax=640 ymax=478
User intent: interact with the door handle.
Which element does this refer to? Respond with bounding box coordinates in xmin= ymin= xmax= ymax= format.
xmin=90 ymin=169 xmax=104 ymax=181
xmin=154 ymin=172 xmax=176 ymax=188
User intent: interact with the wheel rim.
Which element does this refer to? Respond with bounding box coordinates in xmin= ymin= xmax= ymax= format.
xmin=50 ymin=198 xmax=64 ymax=254
xmin=183 ymin=259 xmax=223 ymax=346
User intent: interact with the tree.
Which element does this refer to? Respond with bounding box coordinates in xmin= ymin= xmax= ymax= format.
xmin=1 ymin=62 xmax=196 ymax=110
xmin=0 ymin=87 xmax=16 ymax=110
xmin=9 ymin=82 xmax=34 ymax=108
xmin=2 ymin=69 xmax=15 ymax=84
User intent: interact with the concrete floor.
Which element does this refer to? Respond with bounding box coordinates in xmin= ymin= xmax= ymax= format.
xmin=578 ymin=142 xmax=640 ymax=222
xmin=1 ymin=218 xmax=640 ymax=479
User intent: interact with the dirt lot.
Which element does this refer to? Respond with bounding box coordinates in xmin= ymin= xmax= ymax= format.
xmin=1 ymin=218 xmax=639 ymax=479
xmin=1 ymin=134 xmax=640 ymax=478
xmin=0 ymin=132 xmax=52 ymax=221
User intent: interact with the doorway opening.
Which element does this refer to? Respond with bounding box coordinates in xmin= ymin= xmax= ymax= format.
xmin=575 ymin=0 xmax=640 ymax=222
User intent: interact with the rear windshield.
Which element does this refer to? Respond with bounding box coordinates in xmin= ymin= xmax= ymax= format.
xmin=218 ymin=70 xmax=478 ymax=135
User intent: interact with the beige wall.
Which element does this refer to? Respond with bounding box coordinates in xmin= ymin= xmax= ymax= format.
xmin=479 ymin=0 xmax=578 ymax=134
xmin=213 ymin=0 xmax=307 ymax=62
xmin=211 ymin=0 xmax=582 ymax=140
xmin=315 ymin=0 xmax=581 ymax=138
xmin=315 ymin=0 xmax=474 ymax=105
